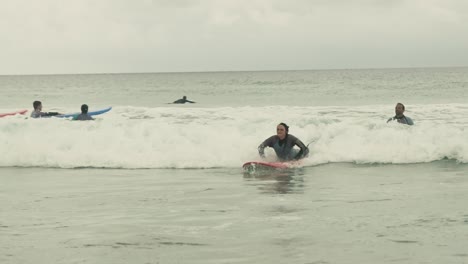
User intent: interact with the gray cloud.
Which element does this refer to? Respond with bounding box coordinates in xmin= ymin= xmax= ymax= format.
xmin=1 ymin=0 xmax=468 ymax=74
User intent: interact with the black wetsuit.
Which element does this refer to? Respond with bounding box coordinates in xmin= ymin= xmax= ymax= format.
xmin=30 ymin=110 xmax=60 ymax=118
xmin=74 ymin=113 xmax=94 ymax=121
xmin=258 ymin=134 xmax=309 ymax=161
xmin=173 ymin=98 xmax=195 ymax=104
xmin=387 ymin=115 xmax=414 ymax=125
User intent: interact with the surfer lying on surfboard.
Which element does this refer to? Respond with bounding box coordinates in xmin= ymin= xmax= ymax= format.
xmin=172 ymin=96 xmax=196 ymax=104
xmin=258 ymin=122 xmax=309 ymax=161
xmin=30 ymin=101 xmax=62 ymax=118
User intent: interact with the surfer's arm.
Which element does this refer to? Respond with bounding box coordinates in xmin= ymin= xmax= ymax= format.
xmin=44 ymin=112 xmax=60 ymax=117
xmin=32 ymin=111 xmax=60 ymax=118
xmin=405 ymin=117 xmax=414 ymax=125
xmin=258 ymin=136 xmax=275 ymax=158
xmin=293 ymin=138 xmax=309 ymax=160
xmin=258 ymin=144 xmax=266 ymax=158
xmin=186 ymin=100 xmax=196 ymax=103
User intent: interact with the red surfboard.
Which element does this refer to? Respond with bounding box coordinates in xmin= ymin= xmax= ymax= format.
xmin=0 ymin=109 xmax=27 ymax=118
xmin=242 ymin=161 xmax=302 ymax=171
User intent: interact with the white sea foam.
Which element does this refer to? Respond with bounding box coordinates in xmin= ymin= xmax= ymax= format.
xmin=1 ymin=104 xmax=468 ymax=168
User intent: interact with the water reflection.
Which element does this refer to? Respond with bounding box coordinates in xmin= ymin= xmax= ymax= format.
xmin=243 ymin=168 xmax=305 ymax=194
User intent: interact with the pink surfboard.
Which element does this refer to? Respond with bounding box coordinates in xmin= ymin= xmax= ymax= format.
xmin=242 ymin=161 xmax=302 ymax=171
xmin=0 ymin=109 xmax=27 ymax=118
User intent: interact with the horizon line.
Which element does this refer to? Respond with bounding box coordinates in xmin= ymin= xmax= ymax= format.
xmin=1 ymin=65 xmax=467 ymax=77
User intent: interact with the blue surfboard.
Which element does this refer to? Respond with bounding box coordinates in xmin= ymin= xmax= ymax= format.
xmin=56 ymin=107 xmax=112 ymax=118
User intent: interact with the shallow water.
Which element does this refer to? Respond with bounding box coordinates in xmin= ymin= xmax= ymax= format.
xmin=2 ymin=161 xmax=468 ymax=264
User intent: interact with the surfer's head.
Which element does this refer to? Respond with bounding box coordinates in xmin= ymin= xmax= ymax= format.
xmin=395 ymin=103 xmax=405 ymax=116
xmin=33 ymin=101 xmax=42 ymax=111
xmin=277 ymin=122 xmax=289 ymax=139
xmin=81 ymin=104 xmax=89 ymax=114
xmin=183 ymin=96 xmax=187 ymax=100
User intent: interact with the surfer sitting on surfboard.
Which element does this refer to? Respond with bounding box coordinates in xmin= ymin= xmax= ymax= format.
xmin=30 ymin=101 xmax=61 ymax=118
xmin=258 ymin=123 xmax=309 ymax=161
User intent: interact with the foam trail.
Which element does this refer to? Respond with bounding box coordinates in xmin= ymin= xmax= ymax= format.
xmin=1 ymin=104 xmax=468 ymax=169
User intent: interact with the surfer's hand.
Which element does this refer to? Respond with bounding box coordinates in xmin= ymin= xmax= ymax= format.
xmin=293 ymin=154 xmax=303 ymax=160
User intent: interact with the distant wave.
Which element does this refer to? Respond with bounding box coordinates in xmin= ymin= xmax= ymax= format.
xmin=1 ymin=104 xmax=468 ymax=169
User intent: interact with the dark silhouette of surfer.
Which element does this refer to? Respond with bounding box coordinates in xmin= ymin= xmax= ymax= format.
xmin=173 ymin=96 xmax=196 ymax=104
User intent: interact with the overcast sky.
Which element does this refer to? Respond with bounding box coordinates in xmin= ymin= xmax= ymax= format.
xmin=1 ymin=0 xmax=468 ymax=75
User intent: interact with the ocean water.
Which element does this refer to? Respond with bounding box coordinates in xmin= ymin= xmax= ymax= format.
xmin=1 ymin=68 xmax=468 ymax=263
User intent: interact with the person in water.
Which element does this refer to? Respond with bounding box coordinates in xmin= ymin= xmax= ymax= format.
xmin=30 ymin=101 xmax=61 ymax=118
xmin=74 ymin=104 xmax=94 ymax=121
xmin=258 ymin=123 xmax=309 ymax=161
xmin=173 ymin=96 xmax=196 ymax=104
xmin=387 ymin=103 xmax=414 ymax=125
